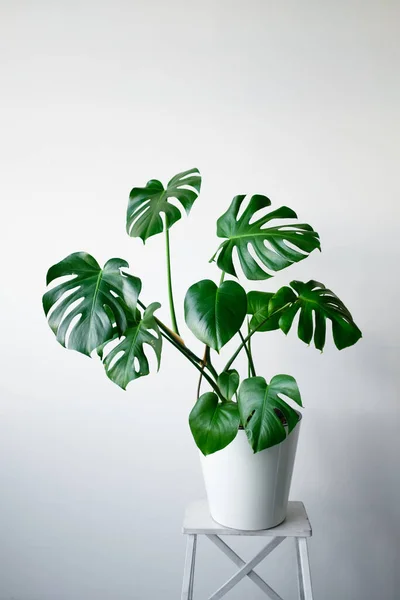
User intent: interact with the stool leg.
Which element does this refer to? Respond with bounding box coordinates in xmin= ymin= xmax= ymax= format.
xmin=295 ymin=538 xmax=313 ymax=600
xmin=181 ymin=534 xmax=197 ymax=600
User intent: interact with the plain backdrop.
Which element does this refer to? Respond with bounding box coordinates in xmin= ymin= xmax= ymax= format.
xmin=0 ymin=1 xmax=399 ymax=599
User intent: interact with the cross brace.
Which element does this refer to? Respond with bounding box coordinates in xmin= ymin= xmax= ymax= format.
xmin=181 ymin=534 xmax=314 ymax=600
xmin=207 ymin=534 xmax=284 ymax=600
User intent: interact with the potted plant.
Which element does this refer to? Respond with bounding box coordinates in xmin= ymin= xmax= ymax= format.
xmin=43 ymin=168 xmax=362 ymax=530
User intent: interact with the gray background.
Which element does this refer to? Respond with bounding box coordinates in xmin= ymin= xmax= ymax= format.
xmin=1 ymin=1 xmax=399 ymax=598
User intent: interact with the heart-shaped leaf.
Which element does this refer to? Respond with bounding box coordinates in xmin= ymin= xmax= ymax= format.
xmin=238 ymin=375 xmax=302 ymax=452
xmin=270 ymin=280 xmax=362 ymax=351
xmin=43 ymin=252 xmax=141 ymax=356
xmin=184 ymin=279 xmax=247 ymax=351
xmin=126 ymin=168 xmax=201 ymax=242
xmin=217 ymin=369 xmax=240 ymax=401
xmin=211 ymin=194 xmax=320 ymax=280
xmin=189 ymin=392 xmax=240 ymax=455
xmin=102 ymin=303 xmax=162 ymax=390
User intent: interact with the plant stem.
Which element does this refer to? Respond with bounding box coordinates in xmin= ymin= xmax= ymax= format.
xmin=164 ymin=216 xmax=180 ymax=335
xmin=239 ymin=330 xmax=256 ymax=377
xmin=159 ymin=329 xmax=223 ymax=400
xmin=196 ymin=342 xmax=218 ymax=397
xmin=247 ymin=318 xmax=254 ymax=377
xmin=137 ymin=299 xmax=199 ymax=361
xmin=203 ymin=346 xmax=218 ymax=380
xmin=219 ymin=270 xmax=225 ymax=285
xmin=223 ymin=305 xmax=290 ymax=373
xmin=196 ymin=346 xmax=208 ymax=399
xmin=247 ymin=319 xmax=250 ymax=377
xmin=159 ymin=318 xmax=217 ymax=380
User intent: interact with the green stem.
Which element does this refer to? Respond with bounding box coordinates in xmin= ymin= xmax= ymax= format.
xmin=247 ymin=318 xmax=254 ymax=377
xmin=197 ymin=343 xmax=218 ymax=390
xmin=202 ymin=346 xmax=219 ymax=384
xmin=165 ymin=217 xmax=180 ymax=335
xmin=247 ymin=319 xmax=250 ymax=377
xmin=196 ymin=346 xmax=208 ymax=399
xmin=219 ymin=270 xmax=225 ymax=285
xmin=239 ymin=330 xmax=256 ymax=377
xmin=138 ymin=299 xmax=201 ymax=363
xmin=203 ymin=346 xmax=218 ymax=380
xmin=223 ymin=305 xmax=290 ymax=373
xmin=137 ymin=298 xmax=220 ymax=390
xmin=159 ymin=329 xmax=223 ymax=400
xmin=160 ymin=321 xmax=217 ymax=380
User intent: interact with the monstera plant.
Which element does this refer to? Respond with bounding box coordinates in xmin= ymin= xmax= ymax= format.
xmin=43 ymin=168 xmax=362 ymax=455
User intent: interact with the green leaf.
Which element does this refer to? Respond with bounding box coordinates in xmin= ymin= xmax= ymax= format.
xmin=126 ymin=168 xmax=201 ymax=242
xmin=268 ymin=286 xmax=298 ymax=314
xmin=102 ymin=303 xmax=162 ymax=390
xmin=217 ymin=370 xmax=240 ymax=400
xmin=238 ymin=375 xmax=302 ymax=453
xmin=96 ymin=307 xmax=141 ymax=360
xmin=211 ymin=194 xmax=320 ymax=280
xmin=189 ymin=392 xmax=240 ymax=455
xmin=184 ymin=279 xmax=247 ymax=351
xmin=247 ymin=291 xmax=281 ymax=332
xmin=43 ymin=252 xmax=141 ymax=356
xmin=271 ymin=280 xmax=362 ymax=351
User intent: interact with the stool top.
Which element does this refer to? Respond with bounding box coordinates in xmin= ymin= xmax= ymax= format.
xmin=183 ymin=500 xmax=312 ymax=537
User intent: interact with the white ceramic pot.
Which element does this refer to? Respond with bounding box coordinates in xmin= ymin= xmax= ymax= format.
xmin=200 ymin=421 xmax=301 ymax=530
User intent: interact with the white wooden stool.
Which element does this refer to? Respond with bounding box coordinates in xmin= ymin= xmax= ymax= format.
xmin=181 ymin=499 xmax=313 ymax=600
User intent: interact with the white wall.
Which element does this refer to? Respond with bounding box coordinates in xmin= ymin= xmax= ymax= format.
xmin=1 ymin=1 xmax=399 ymax=598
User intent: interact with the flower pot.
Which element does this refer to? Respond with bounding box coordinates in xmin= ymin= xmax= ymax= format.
xmin=199 ymin=420 xmax=301 ymax=530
